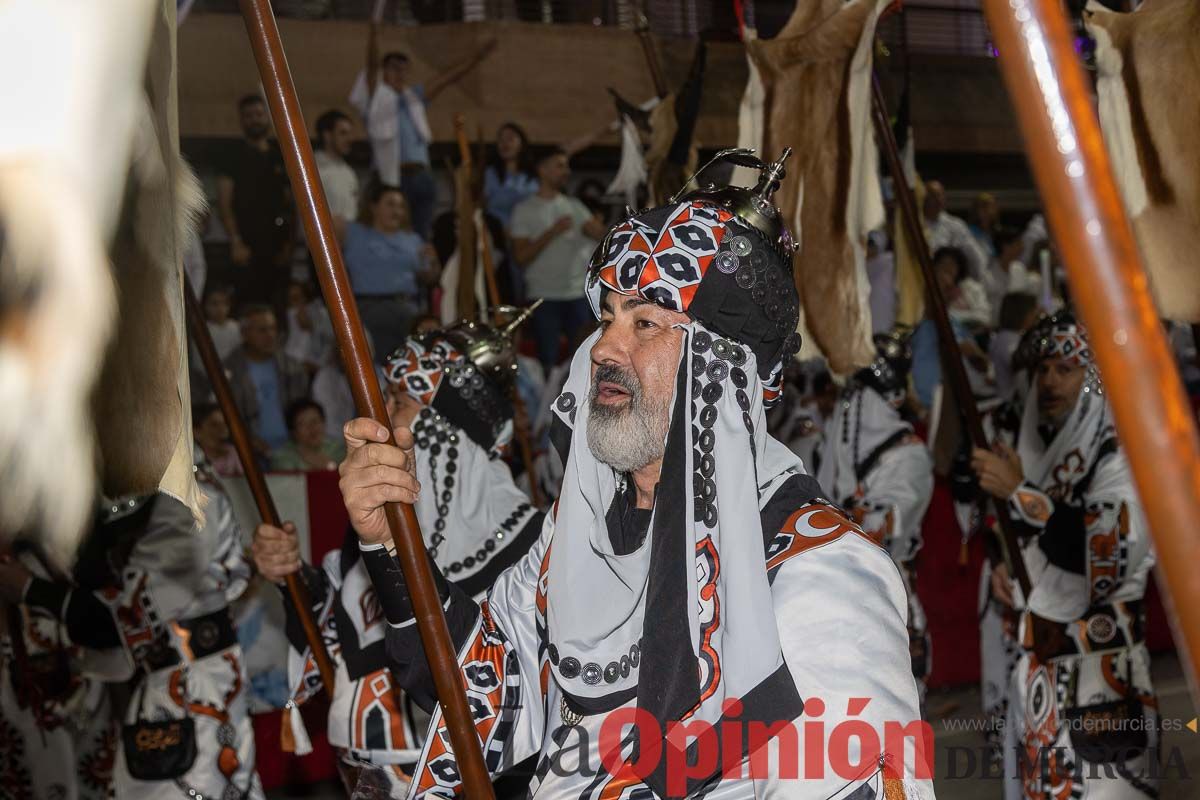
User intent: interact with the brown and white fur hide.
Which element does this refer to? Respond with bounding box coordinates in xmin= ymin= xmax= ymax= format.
xmin=747 ymin=0 xmax=887 ymax=374
xmin=0 ymin=0 xmax=202 ymax=566
xmin=1086 ymin=0 xmax=1200 ymax=322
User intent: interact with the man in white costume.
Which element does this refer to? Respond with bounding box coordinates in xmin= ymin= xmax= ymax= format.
xmin=972 ymin=311 xmax=1158 ymax=800
xmin=253 ymin=322 xmax=544 ymax=796
xmin=817 ymin=330 xmax=934 ymax=703
xmin=338 ymin=152 xmax=932 ymax=799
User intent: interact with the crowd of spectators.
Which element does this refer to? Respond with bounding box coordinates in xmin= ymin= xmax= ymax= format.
xmin=188 ymin=21 xmax=617 ymax=475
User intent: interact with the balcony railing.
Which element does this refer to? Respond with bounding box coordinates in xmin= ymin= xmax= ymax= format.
xmin=188 ymin=0 xmax=1112 ymax=61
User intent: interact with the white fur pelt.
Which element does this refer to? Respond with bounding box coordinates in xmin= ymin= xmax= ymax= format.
xmin=746 ymin=0 xmax=888 ymax=375
xmin=0 ymin=0 xmax=201 ymax=565
xmin=1086 ymin=0 xmax=1200 ymax=322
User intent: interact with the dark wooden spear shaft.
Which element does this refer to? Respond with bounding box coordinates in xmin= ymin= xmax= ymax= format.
xmin=635 ymin=5 xmax=668 ymax=98
xmin=869 ymin=75 xmax=1033 ymax=598
xmin=235 ymin=3 xmax=495 ymax=797
xmin=183 ymin=276 xmax=336 ymax=696
xmin=452 ymin=115 xmax=545 ymax=508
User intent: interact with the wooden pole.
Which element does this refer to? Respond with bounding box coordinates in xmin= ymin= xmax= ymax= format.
xmin=235 ymin=3 xmax=497 ymax=796
xmin=635 ymin=4 xmax=669 ymax=98
xmin=183 ymin=276 xmax=337 ymax=697
xmin=476 ymin=226 xmax=545 ymax=509
xmin=982 ymin=0 xmax=1200 ymax=696
xmin=454 ymin=115 xmax=545 ymax=508
xmin=453 ymin=114 xmax=480 ymax=321
xmin=869 ymin=76 xmax=1033 ymax=598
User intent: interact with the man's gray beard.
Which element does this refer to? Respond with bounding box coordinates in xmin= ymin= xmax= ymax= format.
xmin=586 ymin=367 xmax=670 ymax=473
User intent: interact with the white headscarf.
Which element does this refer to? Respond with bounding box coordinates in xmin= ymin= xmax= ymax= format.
xmin=545 ymin=321 xmax=806 ymax=792
xmin=817 ymin=385 xmax=912 ymax=506
xmin=410 ymin=407 xmax=535 ymax=598
xmin=1017 ymin=373 xmax=1120 ymax=503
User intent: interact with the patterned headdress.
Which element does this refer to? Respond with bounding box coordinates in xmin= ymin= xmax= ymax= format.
xmin=384 ymin=331 xmax=513 ymax=453
xmin=585 ymin=148 xmax=803 ymax=406
xmin=1013 ymin=310 xmax=1094 ymax=374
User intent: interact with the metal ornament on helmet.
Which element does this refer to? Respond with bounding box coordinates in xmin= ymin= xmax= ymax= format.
xmin=383 ymin=304 xmax=538 ymax=452
xmin=854 ymin=327 xmax=913 ymax=408
xmin=585 ymin=148 xmax=803 ymax=405
xmin=440 ymin=300 xmax=543 ymax=389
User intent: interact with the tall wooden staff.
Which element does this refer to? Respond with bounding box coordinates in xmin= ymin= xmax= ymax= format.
xmin=453 ymin=114 xmax=481 ymax=322
xmin=453 ymin=114 xmax=500 ymax=313
xmin=183 ymin=277 xmax=336 ymax=697
xmin=236 ymin=3 xmax=496 ymax=797
xmin=981 ymin=0 xmax=1200 ymax=695
xmin=634 ymin=3 xmax=668 ymax=99
xmin=869 ymin=77 xmax=1033 ymax=598
xmin=453 ymin=115 xmax=546 ymax=508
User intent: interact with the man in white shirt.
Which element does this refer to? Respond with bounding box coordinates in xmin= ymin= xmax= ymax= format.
xmin=510 ymin=147 xmax=607 ymax=367
xmin=923 ymin=180 xmax=987 ymax=282
xmin=313 ymin=109 xmax=359 ymax=223
xmin=349 ymin=22 xmax=495 ymax=239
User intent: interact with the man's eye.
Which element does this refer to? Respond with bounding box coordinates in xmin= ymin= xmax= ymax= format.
xmin=635 ymin=319 xmax=656 ymax=330
xmin=598 ymin=318 xmax=612 ymax=330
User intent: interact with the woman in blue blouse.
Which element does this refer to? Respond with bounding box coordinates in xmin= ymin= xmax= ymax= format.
xmin=338 ymin=183 xmax=438 ymax=358
xmin=483 ymin=122 xmax=538 ymax=229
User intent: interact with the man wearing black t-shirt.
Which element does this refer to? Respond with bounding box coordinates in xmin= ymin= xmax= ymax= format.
xmin=216 ymin=95 xmax=295 ymax=309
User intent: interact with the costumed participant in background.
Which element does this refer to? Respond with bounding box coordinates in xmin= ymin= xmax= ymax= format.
xmin=339 ymin=151 xmax=932 ymax=799
xmin=0 ymin=452 xmax=262 ymax=800
xmin=764 ymin=360 xmax=826 ymax=471
xmin=970 ymin=312 xmax=1157 ymax=800
xmin=251 ymin=316 xmax=544 ymax=796
xmin=816 ymin=329 xmax=934 ymax=705
xmin=0 ymin=545 xmax=115 ymax=800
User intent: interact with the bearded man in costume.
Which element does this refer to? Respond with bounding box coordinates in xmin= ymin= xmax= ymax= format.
xmin=971 ymin=312 xmax=1157 ymax=800
xmin=816 ymin=330 xmax=934 ymax=704
xmin=0 ymin=452 xmax=262 ymax=800
xmin=251 ymin=321 xmax=544 ymax=795
xmin=336 ymin=150 xmax=931 ymax=799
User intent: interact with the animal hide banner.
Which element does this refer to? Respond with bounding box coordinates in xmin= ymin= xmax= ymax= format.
xmin=1086 ymin=0 xmax=1200 ymax=322
xmin=0 ymin=0 xmax=201 ymax=565
xmin=96 ymin=0 xmax=205 ymax=523
xmin=747 ymin=0 xmax=888 ymax=375
xmin=0 ymin=0 xmax=157 ymax=562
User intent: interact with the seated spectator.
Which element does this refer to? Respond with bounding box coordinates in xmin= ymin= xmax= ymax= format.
xmin=226 ymin=305 xmax=310 ymax=453
xmin=192 ymin=402 xmax=243 ymax=477
xmin=283 ymin=280 xmax=334 ymax=376
xmin=911 ymin=250 xmax=993 ymax=411
xmin=311 ymin=349 xmax=356 ymax=443
xmin=984 ymin=226 xmax=1041 ymax=321
xmin=937 ymin=246 xmax=991 ymax=330
xmin=989 ymin=292 xmax=1039 ymax=400
xmin=203 ymin=284 xmax=242 ymax=361
xmin=922 ymin=180 xmax=987 ymax=280
xmin=968 ymin=191 xmax=999 ymax=261
xmin=337 ymin=183 xmax=438 ymax=359
xmin=270 ymin=399 xmax=346 ymax=471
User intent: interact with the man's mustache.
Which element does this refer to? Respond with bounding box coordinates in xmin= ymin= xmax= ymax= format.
xmin=591 ymin=365 xmax=640 ymax=402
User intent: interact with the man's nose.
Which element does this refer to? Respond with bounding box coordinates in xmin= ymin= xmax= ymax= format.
xmin=591 ymin=326 xmax=629 ymax=367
